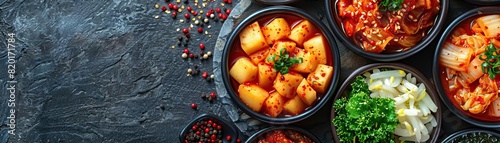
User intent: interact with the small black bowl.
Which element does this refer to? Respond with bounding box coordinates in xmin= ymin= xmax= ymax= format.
xmin=245 ymin=126 xmax=320 ymax=143
xmin=432 ymin=7 xmax=500 ymax=128
xmin=441 ymin=128 xmax=500 ymax=143
xmin=221 ymin=6 xmax=341 ymax=124
xmin=331 ymin=63 xmax=442 ymax=143
xmin=179 ymin=114 xmax=239 ymax=143
xmin=325 ymin=0 xmax=448 ymax=61
xmin=462 ymin=0 xmax=500 ymax=5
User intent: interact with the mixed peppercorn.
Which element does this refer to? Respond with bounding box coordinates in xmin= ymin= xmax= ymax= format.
xmin=184 ymin=118 xmax=226 ymax=143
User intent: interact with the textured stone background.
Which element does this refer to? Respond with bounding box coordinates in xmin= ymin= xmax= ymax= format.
xmin=0 ymin=0 xmax=498 ymax=143
xmin=0 ymin=0 xmax=238 ymax=142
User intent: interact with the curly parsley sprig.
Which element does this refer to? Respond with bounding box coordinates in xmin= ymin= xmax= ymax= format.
xmin=479 ymin=42 xmax=500 ymax=79
xmin=267 ymin=48 xmax=302 ymax=74
xmin=379 ymin=0 xmax=404 ymax=11
xmin=333 ymin=76 xmax=398 ymax=143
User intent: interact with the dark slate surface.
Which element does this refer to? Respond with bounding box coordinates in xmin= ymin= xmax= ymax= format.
xmin=0 ymin=0 xmax=498 ymax=143
xmin=0 ymin=0 xmax=238 ymax=142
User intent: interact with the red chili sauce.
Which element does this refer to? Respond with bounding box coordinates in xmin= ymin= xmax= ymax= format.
xmin=439 ymin=17 xmax=500 ymax=122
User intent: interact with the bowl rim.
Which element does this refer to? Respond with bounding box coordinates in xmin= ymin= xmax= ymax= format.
xmin=324 ymin=0 xmax=449 ymax=62
xmin=441 ymin=128 xmax=500 ymax=142
xmin=462 ymin=0 xmax=500 ymax=5
xmin=179 ymin=113 xmax=239 ymax=143
xmin=330 ymin=63 xmax=442 ymax=143
xmin=244 ymin=125 xmax=320 ymax=143
xmin=432 ymin=6 xmax=500 ymax=128
xmin=221 ymin=5 xmax=341 ymax=124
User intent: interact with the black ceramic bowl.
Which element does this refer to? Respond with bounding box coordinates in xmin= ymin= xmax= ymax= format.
xmin=432 ymin=7 xmax=500 ymax=128
xmin=463 ymin=0 xmax=500 ymax=5
xmin=245 ymin=126 xmax=320 ymax=143
xmin=253 ymin=0 xmax=298 ymax=5
xmin=441 ymin=128 xmax=500 ymax=143
xmin=331 ymin=63 xmax=442 ymax=143
xmin=179 ymin=114 xmax=239 ymax=143
xmin=325 ymin=0 xmax=448 ymax=61
xmin=221 ymin=6 xmax=341 ymax=124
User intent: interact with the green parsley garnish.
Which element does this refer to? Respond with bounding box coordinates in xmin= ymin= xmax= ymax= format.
xmin=479 ymin=42 xmax=500 ymax=79
xmin=333 ymin=75 xmax=399 ymax=143
xmin=267 ymin=48 xmax=302 ymax=74
xmin=379 ymin=0 xmax=404 ymax=11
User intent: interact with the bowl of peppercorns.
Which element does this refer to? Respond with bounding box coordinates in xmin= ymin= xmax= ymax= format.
xmin=179 ymin=114 xmax=240 ymax=143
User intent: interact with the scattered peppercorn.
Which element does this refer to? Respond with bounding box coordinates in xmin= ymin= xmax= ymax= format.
xmin=236 ymin=138 xmax=241 ymax=143
xmin=226 ymin=135 xmax=231 ymax=141
xmin=199 ymin=43 xmax=205 ymax=50
xmin=203 ymin=54 xmax=209 ymax=59
xmin=182 ymin=28 xmax=189 ymax=34
xmin=216 ymin=8 xmax=221 ymax=13
xmin=202 ymin=72 xmax=208 ymax=79
xmin=191 ymin=69 xmax=199 ymax=75
xmin=172 ymin=11 xmax=177 ymax=18
xmin=183 ymin=48 xmax=190 ymax=54
xmin=191 ymin=103 xmax=197 ymax=109
xmin=168 ymin=3 xmax=174 ymax=9
xmin=221 ymin=14 xmax=227 ymax=20
xmin=226 ymin=9 xmax=231 ymax=14
xmin=189 ymin=53 xmax=195 ymax=58
xmin=182 ymin=53 xmax=188 ymax=58
xmin=161 ymin=6 xmax=167 ymax=11
xmin=198 ymin=27 xmax=203 ymax=33
xmin=173 ymin=5 xmax=179 ymax=10
xmin=210 ymin=92 xmax=216 ymax=99
xmin=207 ymin=51 xmax=212 ymax=56
xmin=187 ymin=6 xmax=193 ymax=12
xmin=192 ymin=11 xmax=198 ymax=16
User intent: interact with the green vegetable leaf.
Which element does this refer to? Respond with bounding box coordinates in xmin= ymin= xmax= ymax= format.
xmin=333 ymin=75 xmax=398 ymax=143
xmin=479 ymin=42 xmax=500 ymax=79
xmin=350 ymin=76 xmax=371 ymax=97
xmin=267 ymin=48 xmax=303 ymax=74
xmin=379 ymin=0 xmax=404 ymax=11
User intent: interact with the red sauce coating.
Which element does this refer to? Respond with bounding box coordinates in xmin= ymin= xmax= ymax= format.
xmin=229 ymin=14 xmax=333 ymax=117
